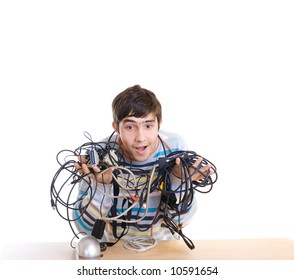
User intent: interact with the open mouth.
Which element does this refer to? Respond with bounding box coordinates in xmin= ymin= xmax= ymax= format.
xmin=134 ymin=146 xmax=148 ymax=154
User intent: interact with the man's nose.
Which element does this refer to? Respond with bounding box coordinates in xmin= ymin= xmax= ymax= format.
xmin=135 ymin=127 xmax=145 ymax=142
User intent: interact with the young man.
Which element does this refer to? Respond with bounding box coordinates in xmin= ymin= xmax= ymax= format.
xmin=73 ymin=85 xmax=213 ymax=244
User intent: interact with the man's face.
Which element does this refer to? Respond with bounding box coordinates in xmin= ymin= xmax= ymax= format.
xmin=113 ymin=113 xmax=160 ymax=162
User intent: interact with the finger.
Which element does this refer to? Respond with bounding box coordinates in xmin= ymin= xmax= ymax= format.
xmin=92 ymin=165 xmax=101 ymax=173
xmin=82 ymin=163 xmax=92 ymax=176
xmin=175 ymin=158 xmax=181 ymax=165
xmin=77 ymin=155 xmax=88 ymax=164
xmin=98 ymin=167 xmax=114 ymax=177
xmin=198 ymin=163 xmax=212 ymax=176
xmin=207 ymin=169 xmax=215 ymax=176
xmin=96 ymin=167 xmax=114 ymax=183
xmin=81 ymin=155 xmax=89 ymax=164
xmin=202 ymin=163 xmax=212 ymax=172
xmin=192 ymin=162 xmax=212 ymax=181
xmin=74 ymin=162 xmax=83 ymax=174
xmin=193 ymin=157 xmax=203 ymax=169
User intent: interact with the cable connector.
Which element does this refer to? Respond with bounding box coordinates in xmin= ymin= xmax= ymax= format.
xmin=103 ymin=149 xmax=118 ymax=166
xmin=158 ymin=157 xmax=168 ymax=170
xmin=91 ymin=219 xmax=106 ymax=239
xmin=129 ymin=194 xmax=138 ymax=202
xmin=89 ymin=149 xmax=99 ymax=166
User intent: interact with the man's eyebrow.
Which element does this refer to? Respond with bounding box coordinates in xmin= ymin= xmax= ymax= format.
xmin=122 ymin=118 xmax=156 ymax=124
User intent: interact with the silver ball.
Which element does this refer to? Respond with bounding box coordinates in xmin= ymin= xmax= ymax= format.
xmin=75 ymin=235 xmax=101 ymax=259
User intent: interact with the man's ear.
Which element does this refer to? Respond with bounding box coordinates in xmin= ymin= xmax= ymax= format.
xmin=112 ymin=122 xmax=119 ymax=133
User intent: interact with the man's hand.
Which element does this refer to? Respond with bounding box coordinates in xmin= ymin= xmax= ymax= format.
xmin=172 ymin=157 xmax=214 ymax=182
xmin=74 ymin=156 xmax=114 ymax=184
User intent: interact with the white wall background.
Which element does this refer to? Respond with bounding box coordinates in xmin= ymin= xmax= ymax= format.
xmin=0 ymin=0 xmax=293 ymax=247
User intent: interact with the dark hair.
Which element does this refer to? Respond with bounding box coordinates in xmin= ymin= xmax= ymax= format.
xmin=112 ymin=85 xmax=162 ymax=127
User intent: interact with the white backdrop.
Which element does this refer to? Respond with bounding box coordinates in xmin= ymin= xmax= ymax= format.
xmin=0 ymin=0 xmax=293 ymax=247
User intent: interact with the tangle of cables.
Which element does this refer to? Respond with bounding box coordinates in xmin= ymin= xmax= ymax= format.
xmin=154 ymin=150 xmax=217 ymax=249
xmin=50 ymin=132 xmax=218 ymax=250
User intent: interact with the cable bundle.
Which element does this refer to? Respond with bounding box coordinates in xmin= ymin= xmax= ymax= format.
xmin=153 ymin=150 xmax=217 ymax=249
xmin=50 ymin=133 xmax=218 ymax=250
xmin=123 ymin=236 xmax=158 ymax=252
xmin=50 ymin=135 xmax=154 ymax=238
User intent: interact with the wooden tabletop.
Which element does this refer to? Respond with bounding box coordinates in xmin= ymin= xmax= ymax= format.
xmin=1 ymin=238 xmax=293 ymax=260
